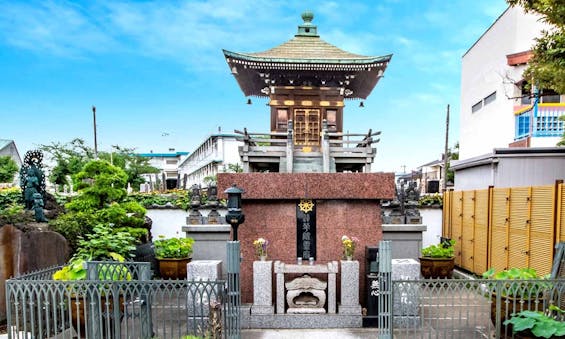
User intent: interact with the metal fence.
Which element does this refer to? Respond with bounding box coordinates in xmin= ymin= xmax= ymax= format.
xmin=390 ymin=278 xmax=565 ymax=339
xmin=5 ymin=265 xmax=230 ymax=339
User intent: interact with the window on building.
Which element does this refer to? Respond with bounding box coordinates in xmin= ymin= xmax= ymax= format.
xmin=276 ymin=109 xmax=288 ymax=130
xmin=471 ymin=101 xmax=482 ymax=113
xmin=484 ymin=91 xmax=496 ymax=106
xmin=541 ymin=88 xmax=561 ymax=103
xmin=326 ymin=109 xmax=337 ymax=130
xmin=166 ymin=159 xmax=178 ymax=165
xmin=520 ymin=82 xmax=532 ymax=105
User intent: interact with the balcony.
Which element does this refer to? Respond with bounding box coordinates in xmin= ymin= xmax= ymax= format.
xmin=515 ymin=103 xmax=565 ymax=139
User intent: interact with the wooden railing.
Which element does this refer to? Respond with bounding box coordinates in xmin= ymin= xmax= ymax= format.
xmin=236 ymin=120 xmax=380 ymax=173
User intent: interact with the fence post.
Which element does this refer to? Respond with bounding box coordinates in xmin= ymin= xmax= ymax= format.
xmin=226 ymin=241 xmax=241 ymax=339
xmin=378 ymin=240 xmax=392 ymax=339
xmin=494 ymin=280 xmax=502 ymax=339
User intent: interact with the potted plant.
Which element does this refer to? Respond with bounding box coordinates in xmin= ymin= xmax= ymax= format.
xmin=419 ymin=239 xmax=455 ymax=278
xmin=504 ymin=306 xmax=565 ymax=339
xmin=153 ymin=235 xmax=195 ymax=279
xmin=52 ymin=223 xmax=138 ymax=335
xmin=483 ymin=267 xmax=548 ymax=335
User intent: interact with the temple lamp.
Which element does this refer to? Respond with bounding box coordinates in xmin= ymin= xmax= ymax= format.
xmin=224 ymin=184 xmax=245 ymax=241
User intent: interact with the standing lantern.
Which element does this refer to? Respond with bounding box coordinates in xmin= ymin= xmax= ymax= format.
xmin=225 ymin=184 xmax=245 ymax=241
xmin=224 ymin=183 xmax=244 ymax=338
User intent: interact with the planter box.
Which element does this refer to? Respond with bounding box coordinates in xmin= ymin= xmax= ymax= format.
xmin=418 ymin=257 xmax=454 ymax=279
xmin=157 ymin=258 xmax=192 ymax=279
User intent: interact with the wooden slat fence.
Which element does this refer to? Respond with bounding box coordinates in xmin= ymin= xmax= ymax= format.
xmin=443 ymin=183 xmax=561 ymax=276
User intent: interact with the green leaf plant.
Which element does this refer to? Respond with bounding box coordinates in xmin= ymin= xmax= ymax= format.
xmin=154 ymin=236 xmax=195 ymax=259
xmin=421 ymin=239 xmax=455 ymax=258
xmin=504 ymin=305 xmax=565 ymax=338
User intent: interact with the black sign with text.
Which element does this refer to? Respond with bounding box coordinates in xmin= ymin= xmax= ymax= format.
xmin=296 ymin=199 xmax=316 ymax=260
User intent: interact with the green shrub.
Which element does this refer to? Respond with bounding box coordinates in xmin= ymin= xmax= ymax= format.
xmin=0 ymin=187 xmax=23 ymax=207
xmin=154 ymin=236 xmax=195 ymax=259
xmin=421 ymin=239 xmax=455 ymax=258
xmin=504 ymin=306 xmax=565 ymax=338
xmin=482 ymin=267 xmax=549 ymax=298
xmin=0 ymin=203 xmax=33 ymax=225
xmin=74 ymin=223 xmax=138 ymax=261
xmin=49 ymin=211 xmax=97 ymax=251
xmin=419 ymin=193 xmax=443 ymax=207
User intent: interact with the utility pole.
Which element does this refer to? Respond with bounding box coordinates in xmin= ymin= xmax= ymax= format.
xmin=92 ymin=105 xmax=98 ymax=159
xmin=442 ymin=104 xmax=450 ymax=192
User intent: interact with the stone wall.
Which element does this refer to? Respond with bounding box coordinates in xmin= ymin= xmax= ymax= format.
xmin=218 ymin=172 xmax=395 ymax=306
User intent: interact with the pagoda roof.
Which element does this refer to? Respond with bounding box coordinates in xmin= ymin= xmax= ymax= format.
xmin=223 ymin=38 xmax=391 ymax=65
xmin=223 ymin=11 xmax=392 ymax=99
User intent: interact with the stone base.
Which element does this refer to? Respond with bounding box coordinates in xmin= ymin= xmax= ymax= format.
xmin=338 ymin=304 xmax=362 ymax=315
xmin=241 ymin=305 xmax=362 ymax=329
xmin=251 ymin=305 xmax=274 ymax=314
xmin=287 ymin=307 xmax=325 ymax=314
xmin=393 ymin=315 xmax=421 ymax=328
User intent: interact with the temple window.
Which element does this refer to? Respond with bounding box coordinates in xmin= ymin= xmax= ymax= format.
xmin=326 ymin=109 xmax=337 ymax=131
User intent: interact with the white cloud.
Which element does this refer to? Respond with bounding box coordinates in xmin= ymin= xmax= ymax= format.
xmin=0 ymin=1 xmax=116 ymax=57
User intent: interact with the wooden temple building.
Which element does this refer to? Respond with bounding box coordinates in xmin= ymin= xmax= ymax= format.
xmin=223 ymin=11 xmax=392 ymax=173
xmin=218 ymin=13 xmax=396 ymax=323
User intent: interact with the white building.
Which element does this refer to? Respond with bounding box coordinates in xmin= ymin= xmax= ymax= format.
xmin=178 ymin=133 xmax=242 ymax=187
xmin=0 ymin=139 xmax=22 ymax=185
xmin=137 ymin=150 xmax=189 ymax=190
xmin=460 ymin=6 xmax=564 ymax=161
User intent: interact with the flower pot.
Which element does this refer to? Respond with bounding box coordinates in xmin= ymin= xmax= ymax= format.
xmin=259 ymin=255 xmax=267 ymax=261
xmin=157 ymin=257 xmax=191 ymax=279
xmin=70 ymin=294 xmax=125 ymax=337
xmin=419 ymin=256 xmax=455 ymax=279
xmin=346 ymin=255 xmax=353 ymax=261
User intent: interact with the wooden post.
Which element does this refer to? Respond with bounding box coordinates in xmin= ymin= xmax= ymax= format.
xmin=443 ymin=104 xmax=450 ymax=192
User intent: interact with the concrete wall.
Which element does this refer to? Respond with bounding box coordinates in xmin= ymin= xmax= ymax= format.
xmin=146 ymin=208 xmax=189 ymax=239
xmin=420 ymin=208 xmax=443 ymax=248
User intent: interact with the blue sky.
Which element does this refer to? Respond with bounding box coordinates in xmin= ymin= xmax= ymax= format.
xmin=0 ymin=0 xmax=509 ymax=173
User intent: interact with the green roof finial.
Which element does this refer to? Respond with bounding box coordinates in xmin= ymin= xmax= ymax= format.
xmin=296 ymin=10 xmax=318 ymax=37
xmin=302 ymin=11 xmax=314 ymax=24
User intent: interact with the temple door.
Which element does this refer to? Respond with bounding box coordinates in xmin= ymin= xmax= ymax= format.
xmin=293 ymin=109 xmax=320 ymax=146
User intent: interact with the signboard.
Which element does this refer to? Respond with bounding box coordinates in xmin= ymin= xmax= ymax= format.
xmin=296 ymin=199 xmax=316 ymax=260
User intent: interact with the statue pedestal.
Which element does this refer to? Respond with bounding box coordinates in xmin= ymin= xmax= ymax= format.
xmin=339 ymin=260 xmax=361 ymax=315
xmin=252 ymin=260 xmax=274 ymax=314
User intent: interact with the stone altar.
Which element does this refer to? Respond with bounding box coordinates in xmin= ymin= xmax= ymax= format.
xmin=285 ymin=274 xmax=327 ymax=314
xmin=274 ymin=261 xmax=338 ymax=314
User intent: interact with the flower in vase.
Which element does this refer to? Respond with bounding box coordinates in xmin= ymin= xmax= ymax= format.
xmin=341 ymin=235 xmax=359 ymax=258
xmin=253 ymin=237 xmax=269 ymax=258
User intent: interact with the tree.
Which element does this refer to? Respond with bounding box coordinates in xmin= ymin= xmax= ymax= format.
xmin=446 ymin=142 xmax=459 ymax=184
xmin=41 ymin=139 xmax=159 ymax=191
xmin=507 ymin=0 xmax=565 ymax=94
xmin=40 ymin=138 xmax=93 ymax=188
xmin=0 ymin=156 xmax=18 ymax=183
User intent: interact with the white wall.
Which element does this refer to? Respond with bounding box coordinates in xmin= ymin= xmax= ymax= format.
xmin=460 ymin=7 xmax=548 ymax=160
xmin=146 ymin=209 xmax=188 ymax=239
xmin=420 ymin=208 xmax=443 ymax=248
